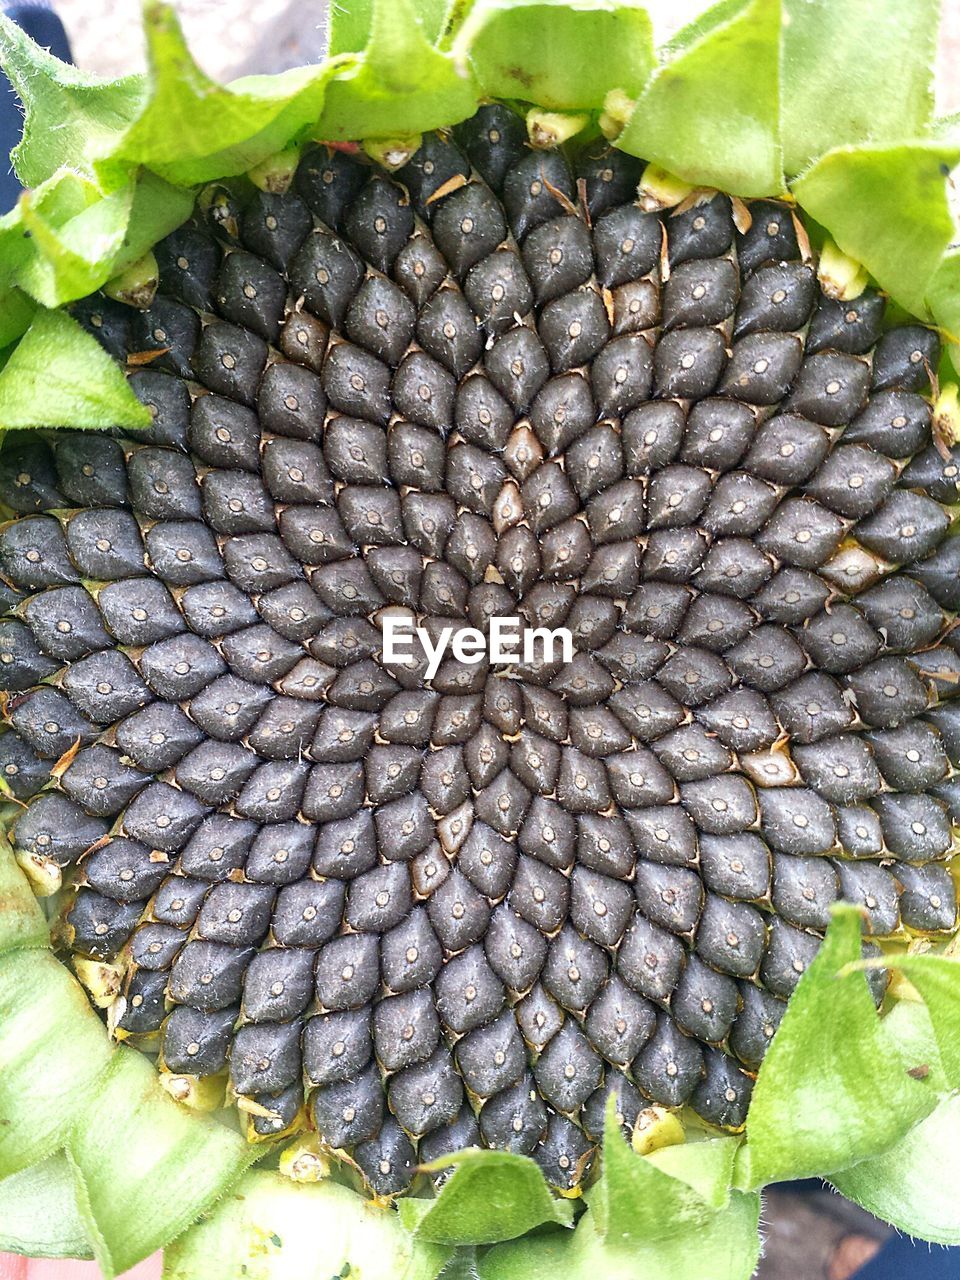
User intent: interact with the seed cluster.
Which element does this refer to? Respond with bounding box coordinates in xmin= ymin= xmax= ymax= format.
xmin=1 ymin=105 xmax=958 ymax=1197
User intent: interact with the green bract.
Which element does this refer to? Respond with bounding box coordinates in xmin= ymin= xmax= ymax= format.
xmin=0 ymin=2 xmax=959 ymax=1278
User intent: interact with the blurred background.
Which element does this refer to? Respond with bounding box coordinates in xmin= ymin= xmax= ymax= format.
xmin=2 ymin=1 xmax=960 ymax=1277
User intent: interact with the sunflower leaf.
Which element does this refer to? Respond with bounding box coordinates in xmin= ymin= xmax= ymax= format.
xmin=103 ymin=2 xmax=348 ymax=187
xmin=400 ymin=1147 xmax=573 ymax=1245
xmin=780 ymin=0 xmax=939 ymax=177
xmin=792 ymin=140 xmax=960 ymax=317
xmin=67 ymin=1049 xmax=259 ymax=1278
xmin=645 ymin=1137 xmax=741 ymax=1211
xmin=476 ymin=1191 xmax=761 ymax=1280
xmin=332 ymin=0 xmax=451 ymax=51
xmin=0 ymin=950 xmax=116 ymax=1178
xmin=328 ymin=0 xmax=376 ymax=54
xmin=830 ymin=1093 xmax=960 ymax=1244
xmin=860 ymin=955 xmax=960 ymax=1086
xmin=740 ymin=906 xmax=940 ymax=1188
xmin=591 ymin=1104 xmax=721 ymax=1244
xmin=317 ymin=0 xmax=479 ymax=140
xmin=0 ymin=308 xmax=151 ymax=430
xmin=616 ymin=0 xmax=783 ymax=198
xmin=14 ymin=168 xmax=193 ymax=308
xmin=0 ymin=1154 xmax=93 ymax=1258
xmin=163 ymin=1168 xmax=451 ymax=1280
xmin=0 ymin=831 xmax=48 ymax=954
xmin=927 ymin=244 xmax=960 ymax=376
xmin=453 ymin=0 xmax=654 ymax=110
xmin=0 ymin=14 xmax=144 ymax=187
xmin=0 ymin=286 xmax=36 ymax=347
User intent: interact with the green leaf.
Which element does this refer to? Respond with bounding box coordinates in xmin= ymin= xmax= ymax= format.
xmin=163 ymin=1168 xmax=451 ymax=1280
xmin=658 ymin=0 xmax=748 ymax=55
xmin=863 ymin=955 xmax=960 ymax=1086
xmin=616 ymin=0 xmax=783 ymax=198
xmin=0 ymin=308 xmax=150 ymax=431
xmin=316 ymin=0 xmax=479 ymax=140
xmin=792 ymin=140 xmax=960 ymax=317
xmin=645 ymin=1137 xmax=741 ymax=1211
xmin=741 ymin=906 xmax=940 ymax=1188
xmin=433 ymin=1249 xmax=481 ymax=1280
xmin=18 ymin=169 xmax=123 ymax=301
xmin=454 ymin=0 xmax=654 ymax=110
xmin=105 ymin=3 xmax=347 ymax=187
xmin=477 ymin=1192 xmax=761 ymax=1280
xmin=418 ymin=0 xmax=462 ymax=46
xmin=116 ymin=170 xmax=198 ymax=276
xmin=780 ymin=0 xmax=938 ymax=176
xmin=0 ymin=14 xmax=145 ymax=187
xmin=68 ymin=1049 xmax=259 ymax=1278
xmin=0 ymin=287 xmax=36 ymax=348
xmin=0 ymin=832 xmax=49 ymax=954
xmin=0 ymin=1154 xmax=93 ymax=1258
xmin=0 ymin=949 xmax=115 ymax=1177
xmin=823 ymin=994 xmax=956 ymax=1234
xmin=591 ymin=1107 xmax=721 ymax=1246
xmin=400 ymin=1147 xmax=573 ymax=1245
xmin=329 ymin=0 xmax=375 ymax=54
xmin=875 ymin=998 xmax=948 ymax=1095
xmin=14 ymin=168 xmax=193 ymax=308
xmin=332 ymin=0 xmax=451 ymax=51
xmin=831 ymin=1094 xmax=960 ymax=1245
xmin=927 ymin=245 xmax=960 ymax=374
xmin=0 ymin=201 xmax=43 ymax=292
